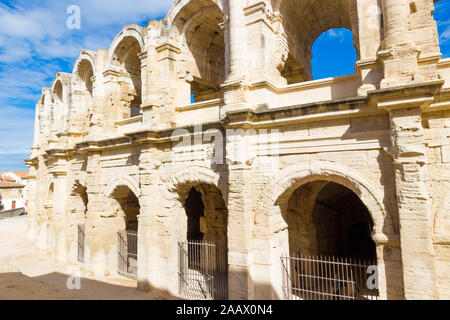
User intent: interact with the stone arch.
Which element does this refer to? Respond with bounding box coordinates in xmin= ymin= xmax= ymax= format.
xmin=71 ymin=51 xmax=96 ymax=132
xmin=161 ymin=165 xmax=226 ymax=206
xmin=104 ymin=175 xmax=140 ymax=199
xmin=163 ymin=0 xmax=226 ymax=103
xmin=108 ymin=25 xmax=145 ymax=119
xmin=160 ymin=165 xmax=227 ymax=240
xmin=46 ymin=180 xmax=55 ymax=201
xmin=69 ymin=180 xmax=88 ymax=217
xmin=258 ymin=161 xmax=395 ymax=240
xmin=158 ymin=165 xmax=228 ymax=295
xmin=163 ymin=0 xmax=224 ymax=40
xmin=272 ymin=0 xmax=360 ymax=84
xmin=50 ymin=73 xmax=71 ymax=133
xmin=107 ymin=25 xmax=145 ymax=65
xmin=257 ymin=160 xmax=397 ymax=300
xmin=72 ymin=50 xmax=96 ymax=81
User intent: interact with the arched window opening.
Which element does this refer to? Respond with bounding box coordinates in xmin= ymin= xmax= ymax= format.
xmin=312 ymin=29 xmax=357 ymax=80
xmin=283 ymin=181 xmax=378 ymax=300
xmin=112 ymin=36 xmax=142 ymax=119
xmin=52 ymin=81 xmax=63 ymax=133
xmin=286 ymin=181 xmax=375 ymax=260
xmin=180 ymin=184 xmax=228 ymax=299
xmin=54 ymin=81 xmax=63 ymax=102
xmin=175 ymin=3 xmax=225 ymax=104
xmin=111 ymin=185 xmax=140 ymax=279
xmin=71 ymin=182 xmax=88 ymax=218
xmin=277 ymin=0 xmax=358 ymax=85
xmin=185 ymin=187 xmax=205 ymax=241
xmin=70 ymin=182 xmax=88 ymax=264
xmin=112 ymin=185 xmax=140 ymax=232
xmin=74 ymin=60 xmax=94 ymax=132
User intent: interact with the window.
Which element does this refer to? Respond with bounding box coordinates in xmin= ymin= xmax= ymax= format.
xmin=311 ymin=29 xmax=357 ymax=80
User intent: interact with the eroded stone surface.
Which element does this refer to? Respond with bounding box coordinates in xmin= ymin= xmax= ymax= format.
xmin=25 ymin=0 xmax=450 ymax=300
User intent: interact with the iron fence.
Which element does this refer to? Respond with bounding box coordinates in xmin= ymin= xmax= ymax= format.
xmin=281 ymin=254 xmax=380 ymax=300
xmin=118 ymin=230 xmax=138 ymax=279
xmin=178 ymin=240 xmax=228 ymax=300
xmin=77 ymin=224 xmax=85 ymax=263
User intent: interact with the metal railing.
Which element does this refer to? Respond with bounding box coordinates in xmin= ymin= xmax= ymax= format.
xmin=118 ymin=230 xmax=137 ymax=279
xmin=178 ymin=240 xmax=228 ymax=300
xmin=281 ymin=254 xmax=380 ymax=300
xmin=77 ymin=224 xmax=85 ymax=263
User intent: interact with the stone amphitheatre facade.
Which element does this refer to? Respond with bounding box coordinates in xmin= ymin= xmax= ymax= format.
xmin=26 ymin=0 xmax=450 ymax=300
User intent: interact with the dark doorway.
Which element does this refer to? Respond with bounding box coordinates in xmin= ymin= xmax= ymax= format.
xmin=185 ymin=187 xmax=205 ymax=241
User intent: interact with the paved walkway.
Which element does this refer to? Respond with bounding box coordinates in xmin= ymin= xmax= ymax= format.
xmin=0 ymin=216 xmax=174 ymax=300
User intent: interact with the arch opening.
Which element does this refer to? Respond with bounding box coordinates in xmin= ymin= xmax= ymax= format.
xmin=70 ymin=182 xmax=88 ymax=218
xmin=74 ymin=60 xmax=94 ymax=132
xmin=174 ymin=2 xmax=225 ymax=103
xmin=178 ymin=183 xmax=228 ymax=299
xmin=111 ymin=185 xmax=140 ymax=232
xmin=286 ymin=181 xmax=376 ymax=260
xmin=52 ymin=81 xmax=63 ymax=133
xmin=110 ymin=184 xmax=140 ymax=278
xmin=311 ymin=28 xmax=357 ymax=80
xmin=282 ymin=180 xmax=379 ymax=300
xmin=111 ymin=36 xmax=143 ymax=119
xmin=183 ymin=184 xmax=227 ymax=245
xmin=69 ymin=182 xmax=88 ymax=263
xmin=277 ymin=0 xmax=358 ymax=84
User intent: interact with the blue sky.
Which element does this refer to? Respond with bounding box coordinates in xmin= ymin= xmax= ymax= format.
xmin=0 ymin=0 xmax=448 ymax=172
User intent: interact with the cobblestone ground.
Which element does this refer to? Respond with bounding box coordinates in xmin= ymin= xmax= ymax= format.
xmin=0 ymin=216 xmax=174 ymax=300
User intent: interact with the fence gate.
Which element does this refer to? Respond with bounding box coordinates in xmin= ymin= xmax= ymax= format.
xmin=178 ymin=241 xmax=228 ymax=300
xmin=77 ymin=224 xmax=85 ymax=263
xmin=281 ymin=254 xmax=380 ymax=300
xmin=118 ymin=230 xmax=137 ymax=279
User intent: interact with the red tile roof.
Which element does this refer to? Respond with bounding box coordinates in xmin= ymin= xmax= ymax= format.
xmin=0 ymin=180 xmax=24 ymax=188
xmin=10 ymin=171 xmax=29 ymax=179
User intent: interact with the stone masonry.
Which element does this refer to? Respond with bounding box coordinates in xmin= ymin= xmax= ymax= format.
xmin=26 ymin=0 xmax=450 ymax=300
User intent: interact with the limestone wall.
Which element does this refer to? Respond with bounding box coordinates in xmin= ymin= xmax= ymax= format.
xmin=25 ymin=0 xmax=450 ymax=300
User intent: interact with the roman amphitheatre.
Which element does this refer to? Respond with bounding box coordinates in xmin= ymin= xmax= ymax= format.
xmin=9 ymin=0 xmax=450 ymax=300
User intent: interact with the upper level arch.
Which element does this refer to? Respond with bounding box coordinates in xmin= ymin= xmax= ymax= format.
xmin=108 ymin=25 xmax=145 ymax=118
xmin=108 ymin=25 xmax=146 ymax=65
xmin=50 ymin=73 xmax=71 ymax=133
xmin=272 ymin=0 xmax=361 ymax=84
xmin=163 ymin=0 xmax=226 ymax=103
xmin=164 ymin=0 xmax=224 ymax=41
xmin=71 ymin=51 xmax=96 ymax=133
xmin=72 ymin=50 xmax=96 ymax=94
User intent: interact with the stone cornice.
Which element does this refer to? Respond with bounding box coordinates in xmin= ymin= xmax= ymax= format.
xmin=33 ymin=82 xmax=447 ymax=153
xmin=370 ymin=80 xmax=444 ymax=111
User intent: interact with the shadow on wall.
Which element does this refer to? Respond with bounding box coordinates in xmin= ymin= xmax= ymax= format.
xmin=0 ymin=271 xmax=180 ymax=300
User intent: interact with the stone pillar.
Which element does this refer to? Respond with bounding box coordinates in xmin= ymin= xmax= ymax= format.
xmin=378 ymin=92 xmax=439 ymax=299
xmin=51 ymin=167 xmax=68 ymax=263
xmin=84 ymin=151 xmax=105 ymax=277
xmin=379 ymin=0 xmax=420 ymax=88
xmin=226 ymin=131 xmax=255 ymax=300
xmin=155 ymin=43 xmax=182 ymax=130
xmin=354 ymin=0 xmax=383 ymax=95
xmin=88 ymin=50 xmax=107 ymax=140
xmin=243 ymin=1 xmax=281 ymax=85
xmin=103 ymin=69 xmax=123 ymax=136
xmin=222 ymin=0 xmax=250 ymax=114
xmin=137 ymin=145 xmax=160 ymax=291
xmin=25 ymin=163 xmax=38 ymax=242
